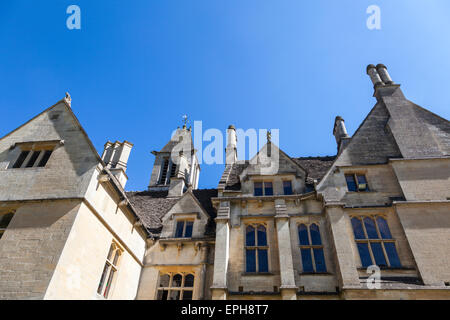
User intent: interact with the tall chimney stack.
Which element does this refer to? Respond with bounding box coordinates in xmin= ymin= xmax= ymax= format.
xmin=333 ymin=116 xmax=350 ymax=153
xmin=226 ymin=125 xmax=237 ymax=165
xmin=366 ymin=64 xmax=384 ymax=87
xmin=376 ymin=64 xmax=394 ymax=85
xmin=102 ymin=140 xmax=133 ymax=188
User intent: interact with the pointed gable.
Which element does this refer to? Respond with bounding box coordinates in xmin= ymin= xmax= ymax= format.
xmin=0 ymin=100 xmax=102 ymax=202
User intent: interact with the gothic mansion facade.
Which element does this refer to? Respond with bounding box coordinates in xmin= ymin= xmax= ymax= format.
xmin=0 ymin=65 xmax=449 ymax=300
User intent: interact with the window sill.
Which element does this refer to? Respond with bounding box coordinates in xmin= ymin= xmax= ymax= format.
xmin=357 ymin=266 xmax=412 ymax=271
xmin=241 ymin=272 xmax=275 ymax=276
xmin=299 ymin=272 xmax=333 ymax=276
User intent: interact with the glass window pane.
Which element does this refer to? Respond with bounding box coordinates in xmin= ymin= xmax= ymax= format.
xmin=103 ymin=269 xmax=115 ymax=298
xmin=301 ymin=248 xmax=314 ymax=273
xmin=370 ymin=242 xmax=387 ymax=267
xmin=246 ymin=226 xmax=255 ymax=246
xmin=175 ymin=221 xmax=184 ymax=238
xmin=357 ymin=243 xmax=373 ymax=267
xmin=364 ymin=217 xmax=379 ymax=239
xmin=313 ymin=248 xmax=327 ymax=272
xmin=169 ymin=290 xmax=181 ymax=300
xmin=13 ymin=151 xmax=30 ymax=168
xmin=283 ymin=181 xmax=293 ymax=195
xmin=97 ymin=263 xmax=110 ymax=294
xmin=351 ymin=218 xmax=365 ymax=239
xmin=112 ymin=250 xmax=120 ymax=265
xmin=184 ymin=221 xmax=193 ymax=237
xmin=246 ymin=249 xmax=256 ymax=272
xmin=357 ymin=175 xmax=368 ymax=191
xmin=25 ymin=151 xmax=41 ymax=167
xmin=345 ymin=174 xmax=357 ymax=192
xmin=159 ymin=274 xmax=170 ymax=287
xmin=257 ymin=225 xmax=267 ymax=246
xmin=310 ymin=224 xmax=322 ymax=245
xmin=298 ymin=224 xmax=310 ymax=245
xmin=384 ymin=242 xmax=401 ymax=268
xmin=254 ymin=182 xmax=263 ymax=196
xmin=258 ymin=249 xmax=269 ymax=272
xmin=182 ymin=290 xmax=193 ymax=300
xmin=264 ymin=182 xmax=273 ymax=196
xmin=0 ymin=213 xmax=14 ymax=229
xmin=184 ymin=274 xmax=195 ymax=287
xmin=172 ymin=274 xmax=182 ymax=287
xmin=157 ymin=289 xmax=169 ymax=300
xmin=38 ymin=150 xmax=52 ymax=167
xmin=376 ymin=217 xmax=392 ymax=239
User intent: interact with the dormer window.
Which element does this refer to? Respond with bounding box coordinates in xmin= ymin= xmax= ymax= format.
xmin=283 ymin=181 xmax=293 ymax=195
xmin=175 ymin=220 xmax=193 ymax=238
xmin=11 ymin=144 xmax=54 ymax=169
xmin=254 ymin=181 xmax=273 ymax=196
xmin=345 ymin=174 xmax=369 ymax=192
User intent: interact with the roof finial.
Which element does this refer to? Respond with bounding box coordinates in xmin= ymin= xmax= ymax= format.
xmin=64 ymin=92 xmax=72 ymax=107
xmin=267 ymin=130 xmax=272 ymax=142
xmin=182 ymin=114 xmax=189 ymax=129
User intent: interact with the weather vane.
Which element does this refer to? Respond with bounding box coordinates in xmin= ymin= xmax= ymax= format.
xmin=267 ymin=130 xmax=272 ymax=142
xmin=182 ymin=114 xmax=189 ymax=128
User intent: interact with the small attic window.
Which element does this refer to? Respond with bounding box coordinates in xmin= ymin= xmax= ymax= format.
xmin=345 ymin=174 xmax=369 ymax=192
xmin=11 ymin=144 xmax=54 ymax=169
xmin=175 ymin=220 xmax=194 ymax=238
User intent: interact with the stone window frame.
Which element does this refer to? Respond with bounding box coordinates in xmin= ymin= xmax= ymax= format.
xmin=296 ymin=222 xmax=327 ymax=273
xmin=9 ymin=141 xmax=58 ymax=170
xmin=0 ymin=210 xmax=15 ymax=239
xmin=244 ymin=222 xmax=270 ymax=273
xmin=282 ymin=179 xmax=293 ymax=195
xmin=253 ymin=181 xmax=274 ymax=196
xmin=350 ymin=214 xmax=401 ymax=269
xmin=174 ymin=218 xmax=195 ymax=238
xmin=97 ymin=241 xmax=123 ymax=299
xmin=345 ymin=172 xmax=370 ymax=192
xmin=156 ymin=272 xmax=195 ymax=300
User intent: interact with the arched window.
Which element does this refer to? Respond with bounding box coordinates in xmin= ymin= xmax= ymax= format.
xmin=157 ymin=273 xmax=195 ymax=300
xmin=298 ymin=223 xmax=327 ymax=273
xmin=97 ymin=242 xmax=122 ymax=299
xmin=350 ymin=216 xmax=401 ymax=268
xmin=245 ymin=224 xmax=269 ymax=273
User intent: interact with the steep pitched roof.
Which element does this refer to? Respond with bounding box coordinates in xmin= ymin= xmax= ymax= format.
xmin=126 ymin=189 xmax=217 ymax=237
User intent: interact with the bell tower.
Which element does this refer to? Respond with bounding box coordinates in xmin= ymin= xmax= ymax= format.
xmin=148 ymin=119 xmax=200 ymax=196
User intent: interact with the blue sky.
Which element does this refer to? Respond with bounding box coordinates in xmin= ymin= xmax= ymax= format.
xmin=1 ymin=1 xmax=450 ymax=190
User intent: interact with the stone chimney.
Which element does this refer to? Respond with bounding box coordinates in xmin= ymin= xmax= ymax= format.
xmin=333 ymin=116 xmax=350 ymax=154
xmin=225 ymin=125 xmax=237 ymax=165
xmin=102 ymin=140 xmax=133 ymax=188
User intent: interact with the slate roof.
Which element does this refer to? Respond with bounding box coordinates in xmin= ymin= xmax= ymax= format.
xmin=126 ymin=189 xmax=217 ymax=238
xmin=222 ymin=156 xmax=336 ymax=191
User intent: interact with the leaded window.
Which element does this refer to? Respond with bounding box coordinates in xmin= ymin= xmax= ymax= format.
xmin=298 ymin=223 xmax=327 ymax=273
xmin=351 ymin=216 xmax=401 ymax=268
xmin=175 ymin=220 xmax=194 ymax=238
xmin=157 ymin=273 xmax=194 ymax=300
xmin=97 ymin=242 xmax=122 ymax=299
xmin=245 ymin=224 xmax=269 ymax=273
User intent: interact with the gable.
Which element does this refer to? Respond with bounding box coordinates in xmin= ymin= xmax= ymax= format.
xmin=0 ymin=101 xmax=101 ymax=201
xmin=239 ymin=142 xmax=307 ymax=180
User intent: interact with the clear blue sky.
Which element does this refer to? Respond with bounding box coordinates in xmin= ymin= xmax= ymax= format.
xmin=1 ymin=1 xmax=450 ymax=190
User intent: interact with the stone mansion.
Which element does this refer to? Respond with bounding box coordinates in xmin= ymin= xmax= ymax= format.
xmin=0 ymin=64 xmax=449 ymax=300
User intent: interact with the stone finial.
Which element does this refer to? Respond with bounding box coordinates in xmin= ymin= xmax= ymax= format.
xmin=267 ymin=130 xmax=272 ymax=142
xmin=64 ymin=92 xmax=72 ymax=107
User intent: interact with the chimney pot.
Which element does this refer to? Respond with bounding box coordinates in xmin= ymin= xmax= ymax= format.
xmin=376 ymin=64 xmax=394 ymax=85
xmin=366 ymin=64 xmax=384 ymax=87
